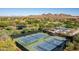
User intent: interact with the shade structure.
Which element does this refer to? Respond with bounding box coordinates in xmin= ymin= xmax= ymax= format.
xmin=15 ymin=32 xmax=67 ymax=51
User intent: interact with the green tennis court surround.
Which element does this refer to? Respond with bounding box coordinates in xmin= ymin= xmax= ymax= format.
xmin=15 ymin=32 xmax=67 ymax=51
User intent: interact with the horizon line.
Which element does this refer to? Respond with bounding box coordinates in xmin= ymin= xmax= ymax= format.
xmin=0 ymin=13 xmax=78 ymax=17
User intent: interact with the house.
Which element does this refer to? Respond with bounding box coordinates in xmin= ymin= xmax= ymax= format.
xmin=43 ymin=27 xmax=79 ymax=42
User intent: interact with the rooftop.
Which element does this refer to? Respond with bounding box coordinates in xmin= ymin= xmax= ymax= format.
xmin=44 ymin=27 xmax=79 ymax=37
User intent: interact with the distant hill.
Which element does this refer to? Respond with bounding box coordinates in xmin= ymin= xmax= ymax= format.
xmin=0 ymin=13 xmax=79 ymax=22
xmin=24 ymin=13 xmax=79 ymax=22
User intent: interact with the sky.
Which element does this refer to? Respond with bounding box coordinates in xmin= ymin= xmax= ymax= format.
xmin=0 ymin=8 xmax=79 ymax=16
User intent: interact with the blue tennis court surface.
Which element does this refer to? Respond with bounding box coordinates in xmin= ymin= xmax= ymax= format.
xmin=31 ymin=33 xmax=49 ymax=39
xmin=20 ymin=36 xmax=37 ymax=43
xmin=45 ymin=36 xmax=66 ymax=45
xmin=15 ymin=32 xmax=67 ymax=51
xmin=37 ymin=42 xmax=57 ymax=51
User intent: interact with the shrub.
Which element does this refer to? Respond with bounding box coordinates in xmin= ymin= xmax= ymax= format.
xmin=74 ymin=34 xmax=79 ymax=43
xmin=0 ymin=37 xmax=20 ymax=51
xmin=64 ymin=42 xmax=75 ymax=51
